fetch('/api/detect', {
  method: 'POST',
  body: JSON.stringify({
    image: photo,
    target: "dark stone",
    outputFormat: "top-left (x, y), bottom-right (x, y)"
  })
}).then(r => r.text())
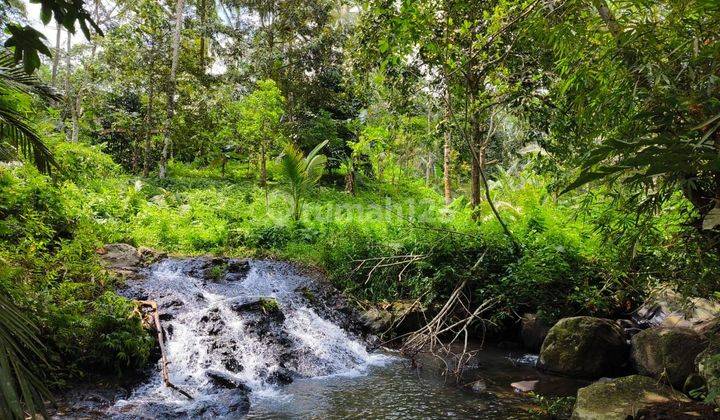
top-left (520, 313), bottom-right (550, 352)
top-left (223, 358), bottom-right (243, 373)
top-left (631, 327), bottom-right (707, 388)
top-left (539, 316), bottom-right (628, 379)
top-left (206, 370), bottom-right (250, 392)
top-left (226, 260), bottom-right (251, 281)
top-left (267, 368), bottom-right (294, 385)
top-left (200, 308), bottom-right (225, 336)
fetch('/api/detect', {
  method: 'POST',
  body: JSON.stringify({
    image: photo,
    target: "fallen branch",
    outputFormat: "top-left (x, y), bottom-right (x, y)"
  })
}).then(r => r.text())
top-left (387, 278), bottom-right (497, 378)
top-left (134, 300), bottom-right (193, 399)
top-left (351, 254), bottom-right (427, 285)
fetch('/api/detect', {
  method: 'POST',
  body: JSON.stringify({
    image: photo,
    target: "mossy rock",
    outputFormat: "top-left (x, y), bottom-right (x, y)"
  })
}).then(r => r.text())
top-left (571, 375), bottom-right (690, 420)
top-left (631, 327), bottom-right (706, 388)
top-left (539, 316), bottom-right (628, 379)
top-left (258, 297), bottom-right (280, 314)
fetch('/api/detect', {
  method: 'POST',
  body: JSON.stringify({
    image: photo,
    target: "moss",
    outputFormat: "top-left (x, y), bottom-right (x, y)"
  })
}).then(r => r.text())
top-left (300, 287), bottom-right (317, 304)
top-left (572, 375), bottom-right (689, 420)
top-left (539, 316), bottom-right (627, 379)
top-left (208, 263), bottom-right (228, 281)
top-left (259, 297), bottom-right (280, 314)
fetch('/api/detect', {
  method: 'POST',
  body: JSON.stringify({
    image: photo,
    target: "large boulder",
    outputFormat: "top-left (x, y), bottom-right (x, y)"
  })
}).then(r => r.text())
top-left (359, 307), bottom-right (392, 333)
top-left (520, 313), bottom-right (551, 352)
top-left (571, 375), bottom-right (690, 420)
top-left (98, 243), bottom-right (142, 270)
top-left (539, 316), bottom-right (628, 379)
top-left (357, 300), bottom-right (428, 335)
top-left (630, 327), bottom-right (706, 388)
top-left (97, 243), bottom-right (165, 278)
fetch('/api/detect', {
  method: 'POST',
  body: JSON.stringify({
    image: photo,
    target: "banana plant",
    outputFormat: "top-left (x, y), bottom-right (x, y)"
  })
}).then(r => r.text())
top-left (279, 140), bottom-right (328, 221)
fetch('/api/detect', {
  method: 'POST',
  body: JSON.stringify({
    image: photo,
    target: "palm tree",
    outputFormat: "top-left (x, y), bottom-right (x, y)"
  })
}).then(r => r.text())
top-left (0, 50), bottom-right (58, 174)
top-left (279, 140), bottom-right (328, 221)
top-left (0, 49), bottom-right (56, 418)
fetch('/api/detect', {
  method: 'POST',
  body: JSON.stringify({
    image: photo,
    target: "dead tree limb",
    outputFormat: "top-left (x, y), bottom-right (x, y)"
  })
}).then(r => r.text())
top-left (387, 278), bottom-right (497, 378)
top-left (134, 300), bottom-right (193, 400)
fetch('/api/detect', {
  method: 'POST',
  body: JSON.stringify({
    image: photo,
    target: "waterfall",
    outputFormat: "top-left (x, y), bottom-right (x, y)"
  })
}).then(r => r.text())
top-left (109, 259), bottom-right (391, 418)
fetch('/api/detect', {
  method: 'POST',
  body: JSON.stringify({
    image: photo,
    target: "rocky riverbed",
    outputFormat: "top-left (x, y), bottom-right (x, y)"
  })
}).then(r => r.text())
top-left (50, 244), bottom-right (720, 419)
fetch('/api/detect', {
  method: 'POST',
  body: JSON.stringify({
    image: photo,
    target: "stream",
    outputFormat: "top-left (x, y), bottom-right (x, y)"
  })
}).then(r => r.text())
top-left (53, 258), bottom-right (586, 419)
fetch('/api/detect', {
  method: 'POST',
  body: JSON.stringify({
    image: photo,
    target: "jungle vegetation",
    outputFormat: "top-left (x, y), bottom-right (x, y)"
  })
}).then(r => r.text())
top-left (0, 0), bottom-right (719, 417)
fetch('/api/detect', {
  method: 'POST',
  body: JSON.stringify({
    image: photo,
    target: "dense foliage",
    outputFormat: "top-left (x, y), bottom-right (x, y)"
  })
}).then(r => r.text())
top-left (0, 0), bottom-right (719, 416)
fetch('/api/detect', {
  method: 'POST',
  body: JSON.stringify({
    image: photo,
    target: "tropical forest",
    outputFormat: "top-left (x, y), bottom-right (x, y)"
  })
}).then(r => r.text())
top-left (1, 0), bottom-right (720, 418)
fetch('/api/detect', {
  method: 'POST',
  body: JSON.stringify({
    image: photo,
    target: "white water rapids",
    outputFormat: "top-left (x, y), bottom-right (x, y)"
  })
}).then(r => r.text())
top-left (109, 259), bottom-right (392, 418)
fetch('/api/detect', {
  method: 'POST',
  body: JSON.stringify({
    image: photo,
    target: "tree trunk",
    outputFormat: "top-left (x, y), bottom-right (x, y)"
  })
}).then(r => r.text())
top-left (143, 82), bottom-right (156, 177)
top-left (159, 0), bottom-right (185, 179)
top-left (71, 94), bottom-right (80, 142)
top-left (91, 0), bottom-right (100, 58)
top-left (443, 133), bottom-right (452, 204)
top-left (345, 170), bottom-right (355, 195)
top-left (260, 144), bottom-right (267, 188)
top-left (65, 33), bottom-right (77, 142)
top-left (468, 88), bottom-right (482, 208)
top-left (470, 154), bottom-right (481, 208)
top-left (425, 153), bottom-right (434, 186)
top-left (199, 0), bottom-right (206, 72)
top-left (132, 136), bottom-right (140, 173)
top-left (51, 26), bottom-right (61, 87)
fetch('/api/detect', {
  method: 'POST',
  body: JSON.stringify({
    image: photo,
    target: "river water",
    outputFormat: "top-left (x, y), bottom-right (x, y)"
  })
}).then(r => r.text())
top-left (53, 258), bottom-right (585, 419)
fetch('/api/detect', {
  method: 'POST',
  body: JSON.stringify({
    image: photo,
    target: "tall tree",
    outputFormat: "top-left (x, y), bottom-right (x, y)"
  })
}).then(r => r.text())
top-left (159, 0), bottom-right (186, 179)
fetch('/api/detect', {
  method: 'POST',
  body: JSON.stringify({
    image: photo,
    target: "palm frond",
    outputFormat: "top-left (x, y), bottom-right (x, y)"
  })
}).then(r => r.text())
top-left (0, 293), bottom-right (52, 420)
top-left (279, 141), bottom-right (328, 220)
top-left (0, 48), bottom-right (58, 174)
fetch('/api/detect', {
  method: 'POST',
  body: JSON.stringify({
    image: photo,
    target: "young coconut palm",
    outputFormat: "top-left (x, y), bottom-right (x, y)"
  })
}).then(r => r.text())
top-left (279, 140), bottom-right (328, 221)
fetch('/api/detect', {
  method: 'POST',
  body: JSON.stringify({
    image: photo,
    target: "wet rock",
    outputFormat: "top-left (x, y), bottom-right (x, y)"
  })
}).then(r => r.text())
top-left (232, 297), bottom-right (283, 318)
top-left (463, 379), bottom-right (489, 393)
top-left (617, 318), bottom-right (642, 337)
top-left (520, 313), bottom-right (550, 352)
top-left (223, 358), bottom-right (243, 373)
top-left (268, 368), bottom-right (294, 385)
top-left (630, 327), bottom-right (706, 388)
top-left (634, 287), bottom-right (720, 331)
top-left (200, 308), bottom-right (225, 335)
top-left (97, 243), bottom-right (142, 275)
top-left (138, 246), bottom-right (166, 265)
top-left (571, 375), bottom-right (690, 420)
top-left (511, 380), bottom-right (538, 393)
top-left (226, 260), bottom-right (251, 281)
top-left (539, 316), bottom-right (628, 379)
top-left (206, 369), bottom-right (250, 392)
top-left (160, 299), bottom-right (184, 310)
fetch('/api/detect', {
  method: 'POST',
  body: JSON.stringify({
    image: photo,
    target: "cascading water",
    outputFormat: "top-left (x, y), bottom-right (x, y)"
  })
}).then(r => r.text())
top-left (109, 258), bottom-right (392, 418)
